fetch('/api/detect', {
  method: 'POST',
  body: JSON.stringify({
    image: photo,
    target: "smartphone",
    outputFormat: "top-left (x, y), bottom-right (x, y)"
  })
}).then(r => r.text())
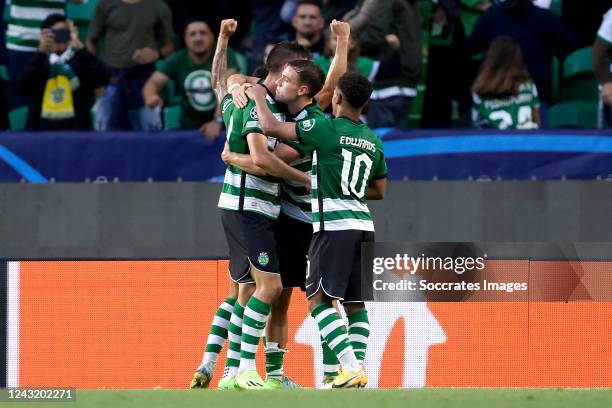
top-left (52, 28), bottom-right (71, 44)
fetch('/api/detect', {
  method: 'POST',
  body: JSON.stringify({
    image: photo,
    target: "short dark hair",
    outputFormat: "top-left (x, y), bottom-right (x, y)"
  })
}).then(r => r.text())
top-left (337, 73), bottom-right (373, 109)
top-left (183, 19), bottom-right (211, 36)
top-left (41, 13), bottom-right (67, 30)
top-left (266, 41), bottom-right (311, 74)
top-left (287, 59), bottom-right (325, 97)
top-left (297, 0), bottom-right (322, 9)
top-left (252, 65), bottom-right (269, 79)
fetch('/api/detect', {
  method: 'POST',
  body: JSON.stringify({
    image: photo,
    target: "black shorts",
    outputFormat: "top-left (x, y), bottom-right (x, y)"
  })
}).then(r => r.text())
top-left (221, 210), bottom-right (279, 284)
top-left (305, 229), bottom-right (375, 303)
top-left (276, 212), bottom-right (312, 290)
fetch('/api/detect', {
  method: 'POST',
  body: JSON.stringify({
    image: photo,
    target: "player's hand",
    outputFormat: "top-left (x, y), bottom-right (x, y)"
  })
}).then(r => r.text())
top-left (245, 84), bottom-right (267, 101)
top-left (200, 120), bottom-right (222, 141)
top-left (221, 141), bottom-right (232, 164)
top-left (132, 47), bottom-right (160, 65)
top-left (385, 34), bottom-right (400, 49)
top-left (330, 19), bottom-right (350, 39)
top-left (38, 29), bottom-right (54, 53)
top-left (602, 82), bottom-right (612, 105)
top-left (144, 93), bottom-right (163, 108)
top-left (232, 83), bottom-right (252, 108)
top-left (219, 19), bottom-right (238, 38)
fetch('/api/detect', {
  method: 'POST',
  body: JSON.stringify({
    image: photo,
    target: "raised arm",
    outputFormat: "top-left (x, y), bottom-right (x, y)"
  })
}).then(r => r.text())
top-left (315, 20), bottom-right (350, 110)
top-left (212, 19), bottom-right (237, 101)
top-left (246, 85), bottom-right (299, 141)
top-left (247, 133), bottom-right (310, 186)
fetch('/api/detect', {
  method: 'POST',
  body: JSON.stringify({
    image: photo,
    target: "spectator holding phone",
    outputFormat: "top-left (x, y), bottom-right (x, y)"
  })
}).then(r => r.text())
top-left (19, 14), bottom-right (110, 130)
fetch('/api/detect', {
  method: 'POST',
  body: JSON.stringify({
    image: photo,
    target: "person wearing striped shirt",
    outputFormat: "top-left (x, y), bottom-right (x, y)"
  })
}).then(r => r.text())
top-left (246, 71), bottom-right (387, 389)
top-left (220, 21), bottom-right (350, 389)
top-left (216, 40), bottom-right (313, 391)
top-left (5, 0), bottom-right (81, 108)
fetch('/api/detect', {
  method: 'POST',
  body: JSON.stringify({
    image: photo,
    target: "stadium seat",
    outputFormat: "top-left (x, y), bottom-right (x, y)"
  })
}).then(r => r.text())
top-left (0, 65), bottom-right (8, 82)
top-left (67, 0), bottom-right (98, 21)
top-left (549, 0), bottom-right (562, 17)
top-left (548, 101), bottom-right (597, 129)
top-left (164, 105), bottom-right (181, 130)
top-left (9, 106), bottom-right (28, 130)
top-left (561, 46), bottom-right (599, 103)
top-left (551, 56), bottom-right (560, 103)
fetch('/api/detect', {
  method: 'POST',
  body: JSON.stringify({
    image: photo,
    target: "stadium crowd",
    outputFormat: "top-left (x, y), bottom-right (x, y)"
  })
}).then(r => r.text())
top-left (0, 0), bottom-right (610, 132)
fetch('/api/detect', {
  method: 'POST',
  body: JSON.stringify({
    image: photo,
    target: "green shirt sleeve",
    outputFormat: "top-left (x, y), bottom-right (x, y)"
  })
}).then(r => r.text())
top-left (241, 101), bottom-right (264, 137)
top-left (295, 116), bottom-right (328, 150)
top-left (157, 51), bottom-right (179, 79)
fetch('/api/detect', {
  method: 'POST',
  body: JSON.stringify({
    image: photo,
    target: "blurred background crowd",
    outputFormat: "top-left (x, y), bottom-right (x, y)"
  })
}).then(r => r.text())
top-left (0, 0), bottom-right (610, 136)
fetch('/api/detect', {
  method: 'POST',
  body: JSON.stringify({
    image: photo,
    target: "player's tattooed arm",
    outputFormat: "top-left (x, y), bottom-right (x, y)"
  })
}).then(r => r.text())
top-left (221, 142), bottom-right (268, 176)
top-left (212, 19), bottom-right (237, 102)
top-left (246, 85), bottom-right (299, 141)
top-left (366, 177), bottom-right (387, 200)
top-left (315, 20), bottom-right (350, 110)
top-left (247, 133), bottom-right (310, 187)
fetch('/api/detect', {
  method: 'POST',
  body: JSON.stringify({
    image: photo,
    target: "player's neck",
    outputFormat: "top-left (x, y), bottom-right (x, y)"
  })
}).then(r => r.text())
top-left (287, 97), bottom-right (312, 116)
top-left (263, 75), bottom-right (279, 94)
top-left (335, 107), bottom-right (361, 123)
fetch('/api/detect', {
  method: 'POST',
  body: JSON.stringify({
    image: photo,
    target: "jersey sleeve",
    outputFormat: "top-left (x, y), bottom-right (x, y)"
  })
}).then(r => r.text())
top-left (156, 52), bottom-right (178, 79)
top-left (241, 101), bottom-right (264, 137)
top-left (295, 117), bottom-right (328, 150)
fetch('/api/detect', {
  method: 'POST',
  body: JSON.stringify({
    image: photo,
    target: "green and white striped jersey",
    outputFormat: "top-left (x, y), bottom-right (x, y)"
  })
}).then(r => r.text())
top-left (472, 81), bottom-right (540, 130)
top-left (217, 90), bottom-right (287, 219)
top-left (6, 0), bottom-right (66, 52)
top-left (296, 116), bottom-right (387, 232)
top-left (279, 102), bottom-right (326, 224)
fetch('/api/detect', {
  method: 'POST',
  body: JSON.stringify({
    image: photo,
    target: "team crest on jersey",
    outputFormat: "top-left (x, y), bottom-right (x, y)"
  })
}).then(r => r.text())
top-left (301, 119), bottom-right (315, 131)
top-left (258, 252), bottom-right (270, 266)
top-left (250, 107), bottom-right (258, 120)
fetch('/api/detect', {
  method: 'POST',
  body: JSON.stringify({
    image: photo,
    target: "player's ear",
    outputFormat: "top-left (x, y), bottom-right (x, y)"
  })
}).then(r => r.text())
top-left (298, 84), bottom-right (309, 97)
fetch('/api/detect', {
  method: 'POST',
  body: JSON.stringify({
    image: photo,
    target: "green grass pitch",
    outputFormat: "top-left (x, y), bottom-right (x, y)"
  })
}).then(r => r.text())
top-left (16, 389), bottom-right (612, 408)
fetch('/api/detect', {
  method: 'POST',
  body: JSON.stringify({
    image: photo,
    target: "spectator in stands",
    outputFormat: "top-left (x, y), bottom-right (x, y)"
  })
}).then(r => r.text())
top-left (594, 6), bottom-right (612, 128)
top-left (352, 0), bottom-right (421, 128)
top-left (292, 0), bottom-right (326, 58)
top-left (314, 32), bottom-right (378, 80)
top-left (472, 36), bottom-right (540, 129)
top-left (467, 0), bottom-right (578, 126)
top-left (86, 0), bottom-right (174, 131)
top-left (421, 0), bottom-right (491, 129)
top-left (18, 14), bottom-right (109, 131)
top-left (142, 20), bottom-right (240, 139)
top-left (5, 0), bottom-right (82, 110)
